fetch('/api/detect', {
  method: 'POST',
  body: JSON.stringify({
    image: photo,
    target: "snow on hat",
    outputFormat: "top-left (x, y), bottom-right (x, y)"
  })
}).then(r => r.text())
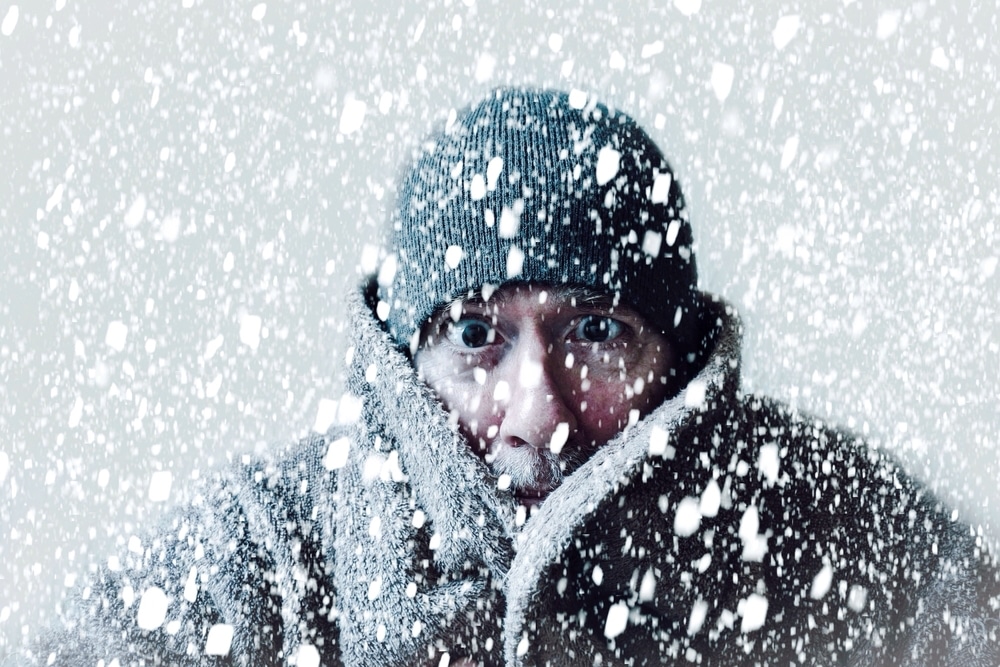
top-left (377, 87), bottom-right (700, 352)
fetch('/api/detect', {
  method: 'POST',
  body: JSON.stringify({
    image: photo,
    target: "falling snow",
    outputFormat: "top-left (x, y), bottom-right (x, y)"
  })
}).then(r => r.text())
top-left (738, 593), bottom-right (769, 633)
top-left (338, 97), bottom-right (368, 135)
top-left (603, 601), bottom-right (630, 639)
top-left (710, 62), bottom-right (735, 102)
top-left (1, 6), bottom-right (19, 36)
top-left (322, 437), bottom-right (351, 471)
top-left (135, 587), bottom-right (168, 631)
top-left (595, 146), bottom-right (621, 186)
top-left (204, 623), bottom-right (234, 656)
top-left (146, 470), bottom-right (172, 503)
top-left (2, 0), bottom-right (998, 664)
top-left (673, 496), bottom-right (702, 537)
top-left (772, 15), bottom-right (800, 50)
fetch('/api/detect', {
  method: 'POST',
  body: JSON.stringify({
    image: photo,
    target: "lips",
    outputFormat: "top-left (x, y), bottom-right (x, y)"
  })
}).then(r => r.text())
top-left (512, 483), bottom-right (555, 507)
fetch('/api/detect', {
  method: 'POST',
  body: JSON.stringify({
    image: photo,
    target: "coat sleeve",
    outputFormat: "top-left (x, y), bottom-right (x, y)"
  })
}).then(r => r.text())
top-left (11, 433), bottom-right (339, 667)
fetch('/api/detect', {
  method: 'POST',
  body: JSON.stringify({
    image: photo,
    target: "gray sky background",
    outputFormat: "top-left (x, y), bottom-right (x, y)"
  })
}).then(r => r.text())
top-left (2, 0), bottom-right (997, 653)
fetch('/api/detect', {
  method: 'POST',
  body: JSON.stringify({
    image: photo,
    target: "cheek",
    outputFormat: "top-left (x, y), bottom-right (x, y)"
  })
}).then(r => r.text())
top-left (569, 351), bottom-right (671, 438)
top-left (432, 376), bottom-right (482, 414)
top-left (556, 362), bottom-right (627, 438)
top-left (577, 378), bottom-right (631, 421)
top-left (416, 350), bottom-right (509, 450)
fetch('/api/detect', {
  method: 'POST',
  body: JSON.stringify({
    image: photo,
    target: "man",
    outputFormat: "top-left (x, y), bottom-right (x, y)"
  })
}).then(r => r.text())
top-left (18, 88), bottom-right (1000, 666)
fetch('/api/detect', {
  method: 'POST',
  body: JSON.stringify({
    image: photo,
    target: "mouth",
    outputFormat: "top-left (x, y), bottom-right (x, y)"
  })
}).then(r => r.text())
top-left (511, 484), bottom-right (558, 509)
top-left (512, 484), bottom-right (554, 508)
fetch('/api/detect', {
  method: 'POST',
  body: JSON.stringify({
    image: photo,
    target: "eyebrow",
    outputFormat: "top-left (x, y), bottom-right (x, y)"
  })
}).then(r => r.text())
top-left (559, 286), bottom-right (618, 308)
top-left (443, 284), bottom-right (617, 313)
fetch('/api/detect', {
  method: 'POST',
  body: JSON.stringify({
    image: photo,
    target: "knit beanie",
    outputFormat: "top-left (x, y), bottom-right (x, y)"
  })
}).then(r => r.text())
top-left (377, 87), bottom-right (700, 352)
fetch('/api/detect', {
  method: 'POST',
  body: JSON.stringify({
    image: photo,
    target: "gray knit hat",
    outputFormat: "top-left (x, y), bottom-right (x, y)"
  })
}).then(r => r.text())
top-left (377, 87), bottom-right (700, 351)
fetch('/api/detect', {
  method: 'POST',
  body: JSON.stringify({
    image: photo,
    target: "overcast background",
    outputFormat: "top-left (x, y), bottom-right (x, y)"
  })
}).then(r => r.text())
top-left (2, 0), bottom-right (997, 654)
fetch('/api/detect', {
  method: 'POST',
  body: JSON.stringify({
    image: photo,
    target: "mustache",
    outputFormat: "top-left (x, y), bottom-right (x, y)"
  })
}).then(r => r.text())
top-left (486, 441), bottom-right (594, 496)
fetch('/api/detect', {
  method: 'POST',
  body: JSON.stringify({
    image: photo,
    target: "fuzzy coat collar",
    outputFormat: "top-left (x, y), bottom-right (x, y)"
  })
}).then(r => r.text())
top-left (332, 281), bottom-right (742, 666)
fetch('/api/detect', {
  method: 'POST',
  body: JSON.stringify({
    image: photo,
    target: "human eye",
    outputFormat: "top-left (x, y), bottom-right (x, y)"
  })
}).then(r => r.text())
top-left (446, 318), bottom-right (497, 349)
top-left (573, 315), bottom-right (625, 344)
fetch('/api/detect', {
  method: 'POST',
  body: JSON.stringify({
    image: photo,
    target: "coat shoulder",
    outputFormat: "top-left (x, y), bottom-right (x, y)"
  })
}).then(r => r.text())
top-left (17, 431), bottom-right (342, 667)
top-left (741, 395), bottom-right (1000, 664)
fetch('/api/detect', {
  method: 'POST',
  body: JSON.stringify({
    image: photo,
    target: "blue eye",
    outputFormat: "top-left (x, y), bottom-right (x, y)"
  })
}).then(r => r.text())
top-left (448, 319), bottom-right (495, 348)
top-left (575, 316), bottom-right (624, 343)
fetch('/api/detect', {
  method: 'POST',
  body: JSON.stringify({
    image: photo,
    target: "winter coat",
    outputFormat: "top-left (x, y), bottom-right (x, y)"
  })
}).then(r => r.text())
top-left (15, 281), bottom-right (1000, 666)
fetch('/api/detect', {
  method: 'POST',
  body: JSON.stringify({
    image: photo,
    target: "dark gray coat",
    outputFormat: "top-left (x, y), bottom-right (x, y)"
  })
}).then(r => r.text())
top-left (15, 285), bottom-right (1000, 666)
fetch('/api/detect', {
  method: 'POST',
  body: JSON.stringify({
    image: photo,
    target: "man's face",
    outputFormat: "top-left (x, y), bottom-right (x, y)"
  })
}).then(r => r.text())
top-left (414, 283), bottom-right (675, 509)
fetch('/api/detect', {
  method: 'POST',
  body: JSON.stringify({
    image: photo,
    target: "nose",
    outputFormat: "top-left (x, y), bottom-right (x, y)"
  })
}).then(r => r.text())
top-left (496, 333), bottom-right (579, 452)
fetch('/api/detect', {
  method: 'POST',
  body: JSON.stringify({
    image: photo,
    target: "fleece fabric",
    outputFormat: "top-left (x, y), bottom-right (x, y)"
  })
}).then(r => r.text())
top-left (13, 282), bottom-right (1000, 666)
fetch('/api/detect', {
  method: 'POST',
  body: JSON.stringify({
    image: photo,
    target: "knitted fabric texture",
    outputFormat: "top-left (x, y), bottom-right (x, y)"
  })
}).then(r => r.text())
top-left (379, 87), bottom-right (699, 350)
